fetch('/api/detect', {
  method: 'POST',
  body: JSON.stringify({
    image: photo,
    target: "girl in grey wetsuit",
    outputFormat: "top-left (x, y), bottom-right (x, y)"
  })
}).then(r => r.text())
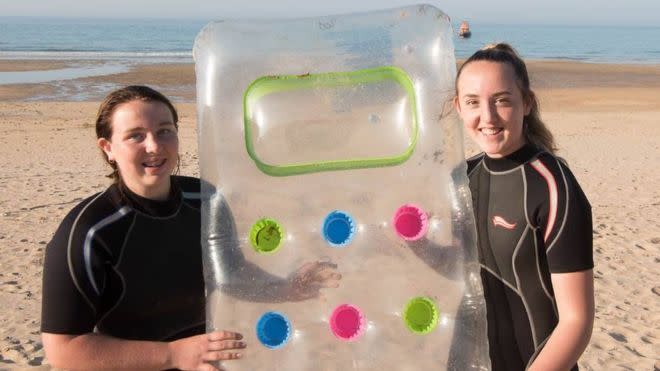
top-left (454, 44), bottom-right (594, 371)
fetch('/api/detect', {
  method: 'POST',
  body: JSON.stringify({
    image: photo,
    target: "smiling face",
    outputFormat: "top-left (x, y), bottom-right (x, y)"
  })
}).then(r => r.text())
top-left (455, 60), bottom-right (531, 158)
top-left (98, 100), bottom-right (179, 200)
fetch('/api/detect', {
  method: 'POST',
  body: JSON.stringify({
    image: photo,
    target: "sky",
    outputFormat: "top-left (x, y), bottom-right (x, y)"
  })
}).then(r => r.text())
top-left (1, 0), bottom-right (659, 26)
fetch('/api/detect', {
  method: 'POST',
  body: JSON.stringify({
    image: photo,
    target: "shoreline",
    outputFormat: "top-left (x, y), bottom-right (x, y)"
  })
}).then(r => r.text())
top-left (2, 59), bottom-right (660, 102)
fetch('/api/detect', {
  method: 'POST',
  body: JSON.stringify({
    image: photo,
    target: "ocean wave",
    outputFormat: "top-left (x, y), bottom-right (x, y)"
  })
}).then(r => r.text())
top-left (535, 55), bottom-right (588, 61)
top-left (0, 50), bottom-right (193, 61)
top-left (0, 63), bottom-right (132, 85)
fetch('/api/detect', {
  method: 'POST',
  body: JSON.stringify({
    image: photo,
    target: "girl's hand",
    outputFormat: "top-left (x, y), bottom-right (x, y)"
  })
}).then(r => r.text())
top-left (286, 261), bottom-right (342, 301)
top-left (168, 330), bottom-right (246, 371)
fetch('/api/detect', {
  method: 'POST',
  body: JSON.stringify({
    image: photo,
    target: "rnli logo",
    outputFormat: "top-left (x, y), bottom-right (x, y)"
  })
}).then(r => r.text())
top-left (492, 215), bottom-right (517, 230)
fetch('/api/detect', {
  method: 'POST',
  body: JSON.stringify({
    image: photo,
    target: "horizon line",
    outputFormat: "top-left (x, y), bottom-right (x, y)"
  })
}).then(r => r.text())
top-left (0, 15), bottom-right (659, 28)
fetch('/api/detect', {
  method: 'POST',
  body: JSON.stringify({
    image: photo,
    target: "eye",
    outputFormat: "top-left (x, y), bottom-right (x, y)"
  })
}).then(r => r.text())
top-left (158, 128), bottom-right (177, 138)
top-left (495, 97), bottom-right (511, 105)
top-left (127, 132), bottom-right (145, 142)
top-left (464, 99), bottom-right (478, 107)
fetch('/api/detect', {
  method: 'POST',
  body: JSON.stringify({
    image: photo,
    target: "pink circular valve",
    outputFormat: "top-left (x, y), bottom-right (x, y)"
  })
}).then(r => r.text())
top-left (393, 204), bottom-right (429, 241)
top-left (329, 304), bottom-right (365, 341)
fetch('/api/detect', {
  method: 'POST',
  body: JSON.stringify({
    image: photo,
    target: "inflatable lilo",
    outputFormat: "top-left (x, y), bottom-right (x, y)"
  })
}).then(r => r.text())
top-left (193, 4), bottom-right (490, 370)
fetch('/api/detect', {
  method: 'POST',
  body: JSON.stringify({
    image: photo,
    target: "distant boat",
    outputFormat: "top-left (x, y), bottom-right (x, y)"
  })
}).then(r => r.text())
top-left (459, 21), bottom-right (471, 38)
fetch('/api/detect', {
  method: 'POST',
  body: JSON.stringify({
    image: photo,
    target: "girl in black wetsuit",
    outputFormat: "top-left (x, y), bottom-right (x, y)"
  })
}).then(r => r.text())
top-left (40, 86), bottom-right (246, 370)
top-left (40, 86), bottom-right (340, 371)
top-left (454, 44), bottom-right (594, 370)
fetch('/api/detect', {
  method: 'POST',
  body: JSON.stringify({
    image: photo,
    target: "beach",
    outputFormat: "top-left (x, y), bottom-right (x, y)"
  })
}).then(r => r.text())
top-left (0, 60), bottom-right (658, 370)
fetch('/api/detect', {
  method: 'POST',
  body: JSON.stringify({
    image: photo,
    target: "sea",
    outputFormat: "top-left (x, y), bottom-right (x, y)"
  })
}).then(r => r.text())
top-left (1, 16), bottom-right (659, 98)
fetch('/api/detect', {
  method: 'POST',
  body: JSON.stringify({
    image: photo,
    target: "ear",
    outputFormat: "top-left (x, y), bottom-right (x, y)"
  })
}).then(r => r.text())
top-left (453, 96), bottom-right (462, 114)
top-left (97, 137), bottom-right (114, 162)
top-left (523, 95), bottom-right (533, 116)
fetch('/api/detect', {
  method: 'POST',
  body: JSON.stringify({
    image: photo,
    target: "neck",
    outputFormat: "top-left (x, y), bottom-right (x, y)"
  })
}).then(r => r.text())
top-left (484, 141), bottom-right (527, 159)
top-left (121, 178), bottom-right (171, 201)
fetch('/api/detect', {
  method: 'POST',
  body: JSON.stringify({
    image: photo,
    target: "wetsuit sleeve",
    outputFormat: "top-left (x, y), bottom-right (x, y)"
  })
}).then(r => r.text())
top-left (41, 201), bottom-right (101, 335)
top-left (535, 157), bottom-right (594, 273)
top-left (194, 176), bottom-right (246, 268)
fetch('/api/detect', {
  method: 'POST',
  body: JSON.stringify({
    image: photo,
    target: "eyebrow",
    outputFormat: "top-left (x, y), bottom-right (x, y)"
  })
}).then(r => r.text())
top-left (461, 91), bottom-right (512, 99)
top-left (122, 122), bottom-right (175, 134)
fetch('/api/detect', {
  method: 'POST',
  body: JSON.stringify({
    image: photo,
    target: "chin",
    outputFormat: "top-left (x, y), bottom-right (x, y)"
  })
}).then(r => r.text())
top-left (141, 175), bottom-right (170, 188)
top-left (479, 143), bottom-right (504, 157)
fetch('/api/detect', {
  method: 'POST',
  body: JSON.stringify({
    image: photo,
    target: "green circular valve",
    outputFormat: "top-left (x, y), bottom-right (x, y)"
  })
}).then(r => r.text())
top-left (250, 218), bottom-right (284, 254)
top-left (403, 297), bottom-right (439, 334)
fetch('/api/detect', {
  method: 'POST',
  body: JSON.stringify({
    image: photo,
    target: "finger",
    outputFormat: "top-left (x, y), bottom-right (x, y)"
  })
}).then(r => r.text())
top-left (203, 351), bottom-right (243, 362)
top-left (307, 274), bottom-right (341, 289)
top-left (295, 262), bottom-right (317, 276)
top-left (317, 279), bottom-right (340, 288)
top-left (307, 265), bottom-right (341, 279)
top-left (292, 285), bottom-right (320, 300)
top-left (311, 261), bottom-right (338, 270)
top-left (198, 364), bottom-right (220, 371)
top-left (208, 340), bottom-right (247, 351)
top-left (311, 268), bottom-right (342, 282)
top-left (298, 261), bottom-right (338, 277)
top-left (208, 331), bottom-right (243, 341)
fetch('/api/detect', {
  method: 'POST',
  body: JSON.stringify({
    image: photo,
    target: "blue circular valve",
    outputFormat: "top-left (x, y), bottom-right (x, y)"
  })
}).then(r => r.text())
top-left (256, 311), bottom-right (291, 349)
top-left (322, 210), bottom-right (356, 247)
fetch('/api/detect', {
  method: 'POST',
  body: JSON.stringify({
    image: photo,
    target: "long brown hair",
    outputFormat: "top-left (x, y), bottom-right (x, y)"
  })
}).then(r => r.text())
top-left (95, 85), bottom-right (180, 183)
top-left (456, 43), bottom-right (557, 154)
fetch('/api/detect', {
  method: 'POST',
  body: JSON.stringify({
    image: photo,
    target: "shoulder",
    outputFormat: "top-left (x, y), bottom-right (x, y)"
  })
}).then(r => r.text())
top-left (45, 187), bottom-right (134, 307)
top-left (49, 186), bottom-right (134, 254)
top-left (524, 152), bottom-right (591, 234)
top-left (527, 152), bottom-right (587, 198)
top-left (57, 189), bottom-right (123, 235)
top-left (532, 155), bottom-right (593, 270)
top-left (526, 151), bottom-right (559, 176)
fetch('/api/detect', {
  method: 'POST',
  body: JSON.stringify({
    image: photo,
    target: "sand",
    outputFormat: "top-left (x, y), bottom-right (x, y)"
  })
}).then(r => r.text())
top-left (0, 60), bottom-right (658, 370)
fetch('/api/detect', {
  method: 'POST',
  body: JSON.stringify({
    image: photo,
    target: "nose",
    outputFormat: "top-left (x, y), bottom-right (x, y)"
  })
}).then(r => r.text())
top-left (144, 133), bottom-right (161, 153)
top-left (480, 102), bottom-right (498, 124)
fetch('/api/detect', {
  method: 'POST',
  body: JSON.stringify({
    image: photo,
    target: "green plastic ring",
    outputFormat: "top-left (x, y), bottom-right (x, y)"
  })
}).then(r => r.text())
top-left (250, 218), bottom-right (284, 254)
top-left (403, 296), bottom-right (439, 334)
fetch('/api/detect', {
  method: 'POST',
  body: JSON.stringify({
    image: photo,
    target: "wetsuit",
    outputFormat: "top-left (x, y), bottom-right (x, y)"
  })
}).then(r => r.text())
top-left (467, 145), bottom-right (593, 371)
top-left (41, 176), bottom-right (205, 341)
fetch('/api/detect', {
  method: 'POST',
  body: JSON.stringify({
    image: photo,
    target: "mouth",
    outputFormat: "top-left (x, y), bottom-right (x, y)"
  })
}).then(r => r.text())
top-left (479, 127), bottom-right (503, 136)
top-left (142, 158), bottom-right (167, 168)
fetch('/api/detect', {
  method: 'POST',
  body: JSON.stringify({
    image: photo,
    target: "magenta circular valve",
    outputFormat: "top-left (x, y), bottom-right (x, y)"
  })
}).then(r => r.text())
top-left (329, 304), bottom-right (365, 341)
top-left (393, 204), bottom-right (429, 241)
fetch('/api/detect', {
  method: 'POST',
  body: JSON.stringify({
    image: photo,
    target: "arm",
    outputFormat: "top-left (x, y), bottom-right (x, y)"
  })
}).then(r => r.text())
top-left (222, 260), bottom-right (342, 302)
top-left (407, 238), bottom-right (463, 280)
top-left (408, 164), bottom-right (481, 281)
top-left (528, 270), bottom-right (594, 371)
top-left (42, 330), bottom-right (245, 371)
top-left (206, 194), bottom-right (341, 303)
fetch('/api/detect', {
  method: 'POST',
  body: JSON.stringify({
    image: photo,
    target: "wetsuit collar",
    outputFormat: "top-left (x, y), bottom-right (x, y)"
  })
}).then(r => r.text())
top-left (483, 144), bottom-right (540, 172)
top-left (118, 177), bottom-right (182, 217)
